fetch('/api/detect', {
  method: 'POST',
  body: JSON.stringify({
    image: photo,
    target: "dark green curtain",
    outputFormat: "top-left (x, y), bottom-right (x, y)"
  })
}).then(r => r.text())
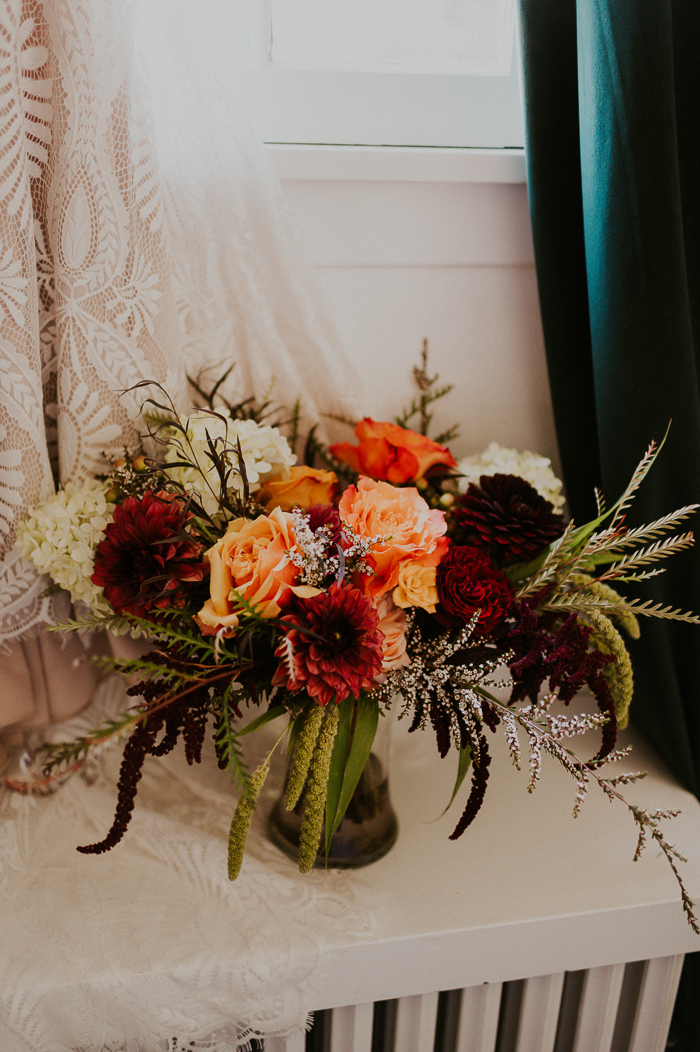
top-left (519, 1), bottom-right (700, 1047)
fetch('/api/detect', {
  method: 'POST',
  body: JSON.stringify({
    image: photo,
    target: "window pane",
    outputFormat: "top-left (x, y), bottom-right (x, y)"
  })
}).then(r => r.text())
top-left (269, 0), bottom-right (515, 76)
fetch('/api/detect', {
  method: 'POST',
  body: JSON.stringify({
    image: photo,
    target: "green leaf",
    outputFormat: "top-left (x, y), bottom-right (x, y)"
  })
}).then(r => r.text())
top-left (235, 704), bottom-right (287, 739)
top-left (324, 693), bottom-right (379, 851)
top-left (438, 745), bottom-right (472, 819)
top-left (324, 695), bottom-right (355, 852)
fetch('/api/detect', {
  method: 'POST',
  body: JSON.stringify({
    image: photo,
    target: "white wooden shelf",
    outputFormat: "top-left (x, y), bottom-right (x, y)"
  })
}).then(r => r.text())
top-left (300, 710), bottom-right (700, 1012)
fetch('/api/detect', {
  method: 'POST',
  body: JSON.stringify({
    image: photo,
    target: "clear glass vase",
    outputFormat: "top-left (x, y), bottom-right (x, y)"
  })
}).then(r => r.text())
top-left (268, 706), bottom-right (398, 869)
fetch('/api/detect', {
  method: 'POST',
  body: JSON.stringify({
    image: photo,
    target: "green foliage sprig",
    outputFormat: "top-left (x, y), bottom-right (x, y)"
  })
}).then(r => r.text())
top-left (395, 339), bottom-right (459, 445)
top-left (509, 438), bottom-right (700, 628)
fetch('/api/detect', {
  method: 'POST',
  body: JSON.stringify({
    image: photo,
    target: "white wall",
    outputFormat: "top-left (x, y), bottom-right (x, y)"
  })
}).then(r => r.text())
top-left (277, 174), bottom-right (561, 472)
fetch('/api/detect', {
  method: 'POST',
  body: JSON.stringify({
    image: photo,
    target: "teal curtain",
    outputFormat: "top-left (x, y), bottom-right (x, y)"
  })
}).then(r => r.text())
top-left (519, 1), bottom-right (700, 1046)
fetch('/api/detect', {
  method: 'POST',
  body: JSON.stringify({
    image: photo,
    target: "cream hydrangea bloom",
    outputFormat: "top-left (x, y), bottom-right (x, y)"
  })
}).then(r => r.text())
top-left (457, 442), bottom-right (565, 509)
top-left (163, 410), bottom-right (296, 518)
top-left (15, 479), bottom-right (115, 615)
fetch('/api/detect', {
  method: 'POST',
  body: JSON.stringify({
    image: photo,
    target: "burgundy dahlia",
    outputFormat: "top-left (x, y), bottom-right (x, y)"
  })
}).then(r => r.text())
top-left (436, 545), bottom-right (514, 635)
top-left (454, 474), bottom-right (565, 564)
top-left (306, 503), bottom-right (343, 544)
top-left (92, 491), bottom-right (206, 618)
top-left (272, 582), bottom-right (384, 706)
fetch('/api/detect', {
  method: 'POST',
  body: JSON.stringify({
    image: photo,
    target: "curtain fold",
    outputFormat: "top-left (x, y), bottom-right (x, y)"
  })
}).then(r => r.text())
top-left (519, 1), bottom-right (700, 1046)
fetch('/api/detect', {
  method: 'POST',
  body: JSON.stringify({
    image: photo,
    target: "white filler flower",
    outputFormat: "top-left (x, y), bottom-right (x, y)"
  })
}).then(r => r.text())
top-left (163, 410), bottom-right (295, 517)
top-left (457, 442), bottom-right (565, 508)
top-left (15, 479), bottom-right (115, 614)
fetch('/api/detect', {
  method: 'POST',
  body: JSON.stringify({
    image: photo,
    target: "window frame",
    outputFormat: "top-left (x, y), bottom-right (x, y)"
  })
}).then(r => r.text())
top-left (242, 1), bottom-right (525, 150)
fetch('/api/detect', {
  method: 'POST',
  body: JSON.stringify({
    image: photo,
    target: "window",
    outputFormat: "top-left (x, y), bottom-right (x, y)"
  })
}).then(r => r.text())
top-left (238, 0), bottom-right (524, 149)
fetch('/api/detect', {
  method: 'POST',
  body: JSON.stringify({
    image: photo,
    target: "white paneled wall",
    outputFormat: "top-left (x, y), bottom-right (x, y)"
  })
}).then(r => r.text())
top-left (278, 176), bottom-right (560, 472)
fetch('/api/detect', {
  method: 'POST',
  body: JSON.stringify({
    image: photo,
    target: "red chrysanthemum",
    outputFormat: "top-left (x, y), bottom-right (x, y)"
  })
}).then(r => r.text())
top-left (436, 545), bottom-right (514, 635)
top-left (454, 473), bottom-right (565, 564)
top-left (92, 491), bottom-right (206, 618)
top-left (272, 583), bottom-right (384, 706)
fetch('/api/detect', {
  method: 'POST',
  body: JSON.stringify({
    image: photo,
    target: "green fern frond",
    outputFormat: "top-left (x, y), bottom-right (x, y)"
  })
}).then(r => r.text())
top-left (597, 533), bottom-right (695, 579)
top-left (540, 594), bottom-right (700, 624)
top-left (604, 506), bottom-right (699, 549)
top-left (47, 612), bottom-right (136, 635)
top-left (569, 575), bottom-right (640, 639)
top-left (37, 707), bottom-right (147, 774)
top-left (213, 686), bottom-right (250, 791)
top-left (610, 431), bottom-right (669, 527)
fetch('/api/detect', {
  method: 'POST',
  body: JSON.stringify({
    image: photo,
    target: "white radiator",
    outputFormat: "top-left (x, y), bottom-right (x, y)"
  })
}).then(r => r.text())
top-left (265, 954), bottom-right (683, 1052)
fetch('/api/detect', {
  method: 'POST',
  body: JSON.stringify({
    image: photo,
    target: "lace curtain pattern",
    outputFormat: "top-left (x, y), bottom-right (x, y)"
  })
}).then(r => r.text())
top-left (0, 0), bottom-right (361, 679)
top-left (0, 0), bottom-right (187, 643)
top-left (0, 0), bottom-right (369, 1046)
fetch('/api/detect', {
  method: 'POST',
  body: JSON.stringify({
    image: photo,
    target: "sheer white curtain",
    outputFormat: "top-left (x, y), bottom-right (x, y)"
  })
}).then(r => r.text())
top-left (0, 0), bottom-right (362, 762)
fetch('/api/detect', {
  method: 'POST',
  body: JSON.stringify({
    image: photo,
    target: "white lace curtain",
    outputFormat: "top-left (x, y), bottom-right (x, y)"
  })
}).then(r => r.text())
top-left (0, 0), bottom-right (361, 756)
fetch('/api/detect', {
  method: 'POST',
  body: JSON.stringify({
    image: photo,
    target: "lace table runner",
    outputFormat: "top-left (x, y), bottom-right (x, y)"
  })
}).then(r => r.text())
top-left (0, 681), bottom-right (375, 1052)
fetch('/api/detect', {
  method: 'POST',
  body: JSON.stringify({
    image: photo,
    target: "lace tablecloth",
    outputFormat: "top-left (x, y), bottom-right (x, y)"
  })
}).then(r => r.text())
top-left (0, 681), bottom-right (375, 1052)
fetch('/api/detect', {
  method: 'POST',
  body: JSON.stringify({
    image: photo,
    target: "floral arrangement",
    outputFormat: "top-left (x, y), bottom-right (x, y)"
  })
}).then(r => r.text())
top-left (13, 362), bottom-right (700, 931)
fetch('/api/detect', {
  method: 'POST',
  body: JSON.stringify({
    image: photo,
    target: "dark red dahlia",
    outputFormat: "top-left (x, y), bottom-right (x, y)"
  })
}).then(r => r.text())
top-left (436, 545), bottom-right (514, 635)
top-left (454, 474), bottom-right (565, 564)
top-left (306, 503), bottom-right (342, 544)
top-left (272, 583), bottom-right (384, 706)
top-left (92, 491), bottom-right (206, 618)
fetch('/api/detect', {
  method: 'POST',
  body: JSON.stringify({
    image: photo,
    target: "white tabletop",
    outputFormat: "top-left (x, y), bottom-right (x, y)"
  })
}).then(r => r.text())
top-left (307, 701), bottom-right (700, 1009)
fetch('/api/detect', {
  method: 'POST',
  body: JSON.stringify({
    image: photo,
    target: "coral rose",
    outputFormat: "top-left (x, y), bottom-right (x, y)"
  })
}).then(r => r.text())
top-left (436, 545), bottom-right (514, 636)
top-left (331, 418), bottom-right (456, 484)
top-left (263, 465), bottom-right (337, 512)
top-left (339, 477), bottom-right (449, 598)
top-left (195, 507), bottom-right (318, 634)
top-left (373, 594), bottom-right (410, 671)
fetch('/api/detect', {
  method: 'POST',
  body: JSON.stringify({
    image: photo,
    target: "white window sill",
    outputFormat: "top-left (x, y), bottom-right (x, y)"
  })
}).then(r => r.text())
top-left (265, 144), bottom-right (526, 184)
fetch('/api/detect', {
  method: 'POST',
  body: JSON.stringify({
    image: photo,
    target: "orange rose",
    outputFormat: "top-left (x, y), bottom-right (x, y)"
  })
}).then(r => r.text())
top-left (339, 477), bottom-right (449, 598)
top-left (393, 563), bottom-right (438, 614)
top-left (263, 465), bottom-right (337, 512)
top-left (373, 594), bottom-right (410, 671)
top-left (195, 507), bottom-right (318, 634)
top-left (330, 418), bottom-right (456, 484)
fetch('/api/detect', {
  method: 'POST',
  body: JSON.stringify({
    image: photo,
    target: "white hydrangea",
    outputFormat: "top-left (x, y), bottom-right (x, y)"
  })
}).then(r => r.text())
top-left (163, 410), bottom-right (296, 517)
top-left (15, 479), bottom-right (116, 615)
top-left (456, 442), bottom-right (566, 508)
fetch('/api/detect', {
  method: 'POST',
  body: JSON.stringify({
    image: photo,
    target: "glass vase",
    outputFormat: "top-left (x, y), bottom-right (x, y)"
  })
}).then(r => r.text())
top-left (268, 706), bottom-right (398, 869)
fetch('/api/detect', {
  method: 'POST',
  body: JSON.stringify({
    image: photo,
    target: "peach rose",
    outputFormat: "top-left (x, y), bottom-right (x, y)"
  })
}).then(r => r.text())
top-left (339, 476), bottom-right (449, 598)
top-left (195, 507), bottom-right (316, 634)
top-left (393, 563), bottom-right (438, 614)
top-left (330, 418), bottom-right (456, 484)
top-left (263, 465), bottom-right (337, 512)
top-left (373, 594), bottom-right (410, 671)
